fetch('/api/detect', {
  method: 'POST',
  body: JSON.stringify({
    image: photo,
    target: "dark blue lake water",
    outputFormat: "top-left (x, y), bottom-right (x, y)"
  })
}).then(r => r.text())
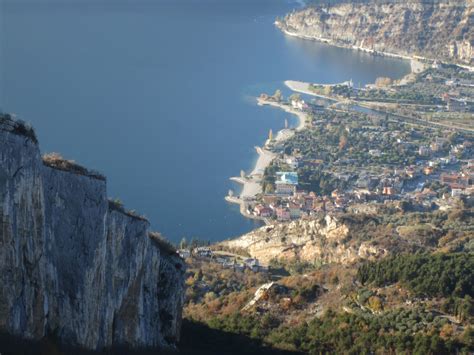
top-left (0, 0), bottom-right (410, 243)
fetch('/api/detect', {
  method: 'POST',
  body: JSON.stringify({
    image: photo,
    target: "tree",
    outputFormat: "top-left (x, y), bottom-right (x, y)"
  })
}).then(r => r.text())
top-left (462, 326), bottom-right (474, 348)
top-left (339, 134), bottom-right (348, 151)
top-left (179, 237), bottom-right (188, 249)
top-left (264, 183), bottom-right (274, 194)
top-left (289, 93), bottom-right (301, 102)
top-left (273, 89), bottom-right (283, 102)
top-left (448, 132), bottom-right (458, 144)
top-left (375, 77), bottom-right (393, 87)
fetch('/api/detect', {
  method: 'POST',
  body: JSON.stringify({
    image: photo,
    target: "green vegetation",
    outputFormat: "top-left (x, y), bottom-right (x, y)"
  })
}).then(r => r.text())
top-left (283, 110), bottom-right (431, 167)
top-left (184, 208), bottom-right (474, 354)
top-left (298, 166), bottom-right (348, 196)
top-left (200, 308), bottom-right (472, 354)
top-left (181, 64), bottom-right (474, 354)
top-left (358, 253), bottom-right (474, 298)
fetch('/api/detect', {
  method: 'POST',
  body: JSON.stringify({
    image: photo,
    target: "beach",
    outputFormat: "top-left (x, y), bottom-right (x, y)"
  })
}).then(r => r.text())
top-left (225, 96), bottom-right (310, 217)
top-left (230, 146), bottom-right (276, 198)
top-left (256, 97), bottom-right (308, 131)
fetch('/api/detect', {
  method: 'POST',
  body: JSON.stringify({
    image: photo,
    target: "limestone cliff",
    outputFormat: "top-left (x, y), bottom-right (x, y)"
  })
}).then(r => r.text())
top-left (277, 1), bottom-right (474, 66)
top-left (222, 215), bottom-right (388, 265)
top-left (0, 115), bottom-right (185, 351)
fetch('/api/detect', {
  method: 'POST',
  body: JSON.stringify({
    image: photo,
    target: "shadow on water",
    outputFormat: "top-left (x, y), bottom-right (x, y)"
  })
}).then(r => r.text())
top-left (0, 320), bottom-right (298, 355)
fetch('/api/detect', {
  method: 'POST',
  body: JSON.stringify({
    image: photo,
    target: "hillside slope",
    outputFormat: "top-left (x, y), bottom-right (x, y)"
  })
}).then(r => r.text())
top-left (277, 1), bottom-right (473, 66)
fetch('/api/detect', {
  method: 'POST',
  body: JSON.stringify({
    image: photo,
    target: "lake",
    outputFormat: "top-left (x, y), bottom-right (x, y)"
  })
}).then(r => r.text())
top-left (0, 0), bottom-right (410, 243)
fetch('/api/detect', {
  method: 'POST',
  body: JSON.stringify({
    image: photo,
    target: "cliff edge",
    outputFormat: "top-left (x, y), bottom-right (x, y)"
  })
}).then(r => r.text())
top-left (0, 114), bottom-right (185, 351)
top-left (277, 1), bottom-right (473, 66)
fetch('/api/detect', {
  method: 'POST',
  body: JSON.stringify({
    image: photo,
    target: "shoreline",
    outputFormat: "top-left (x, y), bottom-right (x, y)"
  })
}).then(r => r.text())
top-left (256, 98), bottom-right (307, 132)
top-left (285, 81), bottom-right (474, 134)
top-left (225, 97), bottom-right (309, 220)
top-left (279, 27), bottom-right (474, 72)
top-left (284, 80), bottom-right (337, 101)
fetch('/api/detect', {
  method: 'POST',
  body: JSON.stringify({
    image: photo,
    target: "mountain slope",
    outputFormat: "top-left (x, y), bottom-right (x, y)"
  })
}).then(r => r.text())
top-left (277, 1), bottom-right (473, 66)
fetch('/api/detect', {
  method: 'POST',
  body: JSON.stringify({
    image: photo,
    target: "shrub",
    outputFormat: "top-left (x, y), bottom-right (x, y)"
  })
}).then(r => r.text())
top-left (108, 199), bottom-right (148, 222)
top-left (0, 113), bottom-right (38, 144)
top-left (149, 231), bottom-right (177, 256)
top-left (43, 152), bottom-right (106, 181)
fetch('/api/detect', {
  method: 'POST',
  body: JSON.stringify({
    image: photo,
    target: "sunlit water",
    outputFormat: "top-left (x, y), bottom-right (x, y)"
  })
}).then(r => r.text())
top-left (0, 0), bottom-right (410, 242)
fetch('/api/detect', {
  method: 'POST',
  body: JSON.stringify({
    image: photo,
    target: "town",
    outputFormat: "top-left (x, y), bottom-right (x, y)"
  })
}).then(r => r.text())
top-left (229, 61), bottom-right (474, 225)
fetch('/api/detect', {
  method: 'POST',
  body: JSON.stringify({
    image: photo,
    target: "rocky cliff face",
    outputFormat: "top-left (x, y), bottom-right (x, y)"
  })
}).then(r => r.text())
top-left (277, 1), bottom-right (473, 66)
top-left (0, 115), bottom-right (185, 350)
top-left (222, 215), bottom-right (388, 265)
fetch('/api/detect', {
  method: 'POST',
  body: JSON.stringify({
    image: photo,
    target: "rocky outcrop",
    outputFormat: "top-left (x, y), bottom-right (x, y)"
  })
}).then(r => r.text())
top-left (0, 115), bottom-right (185, 350)
top-left (222, 215), bottom-right (387, 265)
top-left (277, 1), bottom-right (474, 66)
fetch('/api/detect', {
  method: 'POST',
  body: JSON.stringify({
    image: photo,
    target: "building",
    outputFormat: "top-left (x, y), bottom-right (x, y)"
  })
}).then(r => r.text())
top-left (312, 199), bottom-right (326, 212)
top-left (276, 172), bottom-right (299, 185)
top-left (331, 189), bottom-right (343, 199)
top-left (423, 166), bottom-right (435, 175)
top-left (288, 202), bottom-right (302, 219)
top-left (177, 249), bottom-right (191, 259)
top-left (275, 171), bottom-right (298, 195)
top-left (418, 145), bottom-right (431, 157)
top-left (276, 207), bottom-right (291, 221)
top-left (253, 204), bottom-right (273, 217)
top-left (285, 156), bottom-right (300, 169)
top-left (430, 138), bottom-right (448, 152)
top-left (447, 98), bottom-right (468, 112)
top-left (194, 247), bottom-right (212, 258)
top-left (369, 149), bottom-right (382, 157)
top-left (262, 195), bottom-right (280, 206)
top-left (243, 258), bottom-right (261, 272)
top-left (303, 196), bottom-right (315, 210)
top-left (291, 99), bottom-right (306, 111)
top-left (441, 173), bottom-right (470, 188)
top-left (405, 167), bottom-right (417, 178)
top-left (276, 183), bottom-right (297, 195)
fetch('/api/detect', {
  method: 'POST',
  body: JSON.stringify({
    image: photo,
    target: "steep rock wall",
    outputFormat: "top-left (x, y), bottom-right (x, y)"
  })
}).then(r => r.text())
top-left (277, 1), bottom-right (473, 66)
top-left (0, 116), bottom-right (184, 350)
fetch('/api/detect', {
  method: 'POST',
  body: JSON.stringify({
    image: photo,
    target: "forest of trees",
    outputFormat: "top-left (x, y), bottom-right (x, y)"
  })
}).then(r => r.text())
top-left (357, 253), bottom-right (474, 298)
top-left (199, 309), bottom-right (473, 354)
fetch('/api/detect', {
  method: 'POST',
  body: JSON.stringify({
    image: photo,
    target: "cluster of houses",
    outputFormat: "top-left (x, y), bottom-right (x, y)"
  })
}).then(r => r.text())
top-left (254, 73), bottom-right (473, 223)
top-left (177, 247), bottom-right (268, 273)
top-left (440, 166), bottom-right (474, 197)
top-left (420, 62), bottom-right (474, 113)
top-left (440, 78), bottom-right (474, 113)
top-left (248, 142), bottom-right (473, 221)
top-left (215, 257), bottom-right (268, 273)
